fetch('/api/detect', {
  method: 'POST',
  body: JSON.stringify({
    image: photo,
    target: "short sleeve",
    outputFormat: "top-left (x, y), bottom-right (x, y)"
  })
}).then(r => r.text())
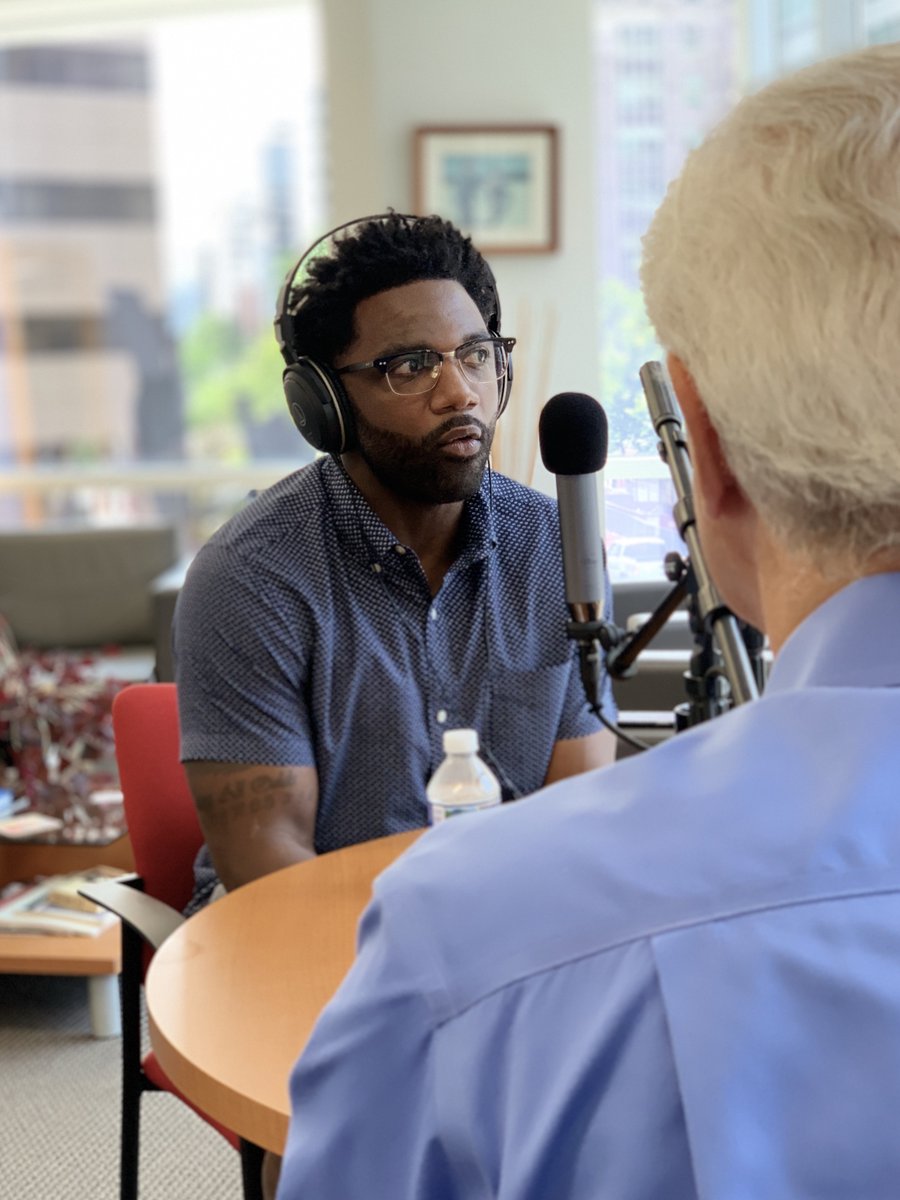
top-left (174, 542), bottom-right (316, 767)
top-left (555, 565), bottom-right (619, 740)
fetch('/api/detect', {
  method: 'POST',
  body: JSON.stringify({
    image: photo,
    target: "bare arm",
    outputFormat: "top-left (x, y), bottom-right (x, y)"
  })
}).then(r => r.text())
top-left (542, 728), bottom-right (617, 787)
top-left (184, 761), bottom-right (319, 892)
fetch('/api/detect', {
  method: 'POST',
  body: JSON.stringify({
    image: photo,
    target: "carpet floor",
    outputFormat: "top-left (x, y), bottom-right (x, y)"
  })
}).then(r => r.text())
top-left (1, 972), bottom-right (243, 1198)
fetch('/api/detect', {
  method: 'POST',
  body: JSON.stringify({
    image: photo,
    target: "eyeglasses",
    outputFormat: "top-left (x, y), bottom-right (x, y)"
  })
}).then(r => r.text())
top-left (336, 335), bottom-right (516, 396)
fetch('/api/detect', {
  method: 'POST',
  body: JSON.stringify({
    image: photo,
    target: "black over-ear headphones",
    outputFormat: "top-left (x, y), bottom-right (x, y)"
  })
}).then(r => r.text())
top-left (273, 212), bottom-right (513, 455)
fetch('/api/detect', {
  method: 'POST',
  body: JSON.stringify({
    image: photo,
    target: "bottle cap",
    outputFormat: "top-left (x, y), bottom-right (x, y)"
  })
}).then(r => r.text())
top-left (443, 728), bottom-right (478, 754)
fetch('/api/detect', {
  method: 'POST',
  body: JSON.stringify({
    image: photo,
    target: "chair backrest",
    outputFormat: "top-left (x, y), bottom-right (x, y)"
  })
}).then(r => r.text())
top-left (112, 682), bottom-right (203, 913)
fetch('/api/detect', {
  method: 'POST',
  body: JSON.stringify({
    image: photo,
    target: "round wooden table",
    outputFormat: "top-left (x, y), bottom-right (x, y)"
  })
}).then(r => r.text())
top-left (146, 829), bottom-right (421, 1154)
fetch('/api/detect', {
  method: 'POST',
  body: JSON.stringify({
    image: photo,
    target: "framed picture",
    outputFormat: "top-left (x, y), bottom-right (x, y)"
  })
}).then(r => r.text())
top-left (414, 124), bottom-right (559, 254)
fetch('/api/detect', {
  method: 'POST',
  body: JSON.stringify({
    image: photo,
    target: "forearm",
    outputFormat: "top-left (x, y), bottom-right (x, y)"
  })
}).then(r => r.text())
top-left (210, 821), bottom-right (316, 892)
top-left (543, 728), bottom-right (616, 786)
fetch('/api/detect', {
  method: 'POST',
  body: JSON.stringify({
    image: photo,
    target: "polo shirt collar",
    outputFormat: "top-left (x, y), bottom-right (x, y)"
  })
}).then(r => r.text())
top-left (320, 455), bottom-right (497, 572)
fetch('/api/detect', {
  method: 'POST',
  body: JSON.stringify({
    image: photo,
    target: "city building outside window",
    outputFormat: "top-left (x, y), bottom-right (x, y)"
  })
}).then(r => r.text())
top-left (594, 0), bottom-right (900, 582)
top-left (0, 2), bottom-right (324, 547)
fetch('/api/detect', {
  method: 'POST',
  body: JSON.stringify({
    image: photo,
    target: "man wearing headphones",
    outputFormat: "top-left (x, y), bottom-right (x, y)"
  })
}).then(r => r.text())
top-left (173, 212), bottom-right (617, 919)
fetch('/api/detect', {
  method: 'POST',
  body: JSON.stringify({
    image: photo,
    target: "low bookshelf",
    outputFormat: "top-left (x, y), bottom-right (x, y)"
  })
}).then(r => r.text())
top-left (0, 835), bottom-right (135, 1038)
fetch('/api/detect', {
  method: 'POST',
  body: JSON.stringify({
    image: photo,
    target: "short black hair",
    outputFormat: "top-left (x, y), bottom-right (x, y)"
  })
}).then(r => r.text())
top-left (286, 212), bottom-right (500, 365)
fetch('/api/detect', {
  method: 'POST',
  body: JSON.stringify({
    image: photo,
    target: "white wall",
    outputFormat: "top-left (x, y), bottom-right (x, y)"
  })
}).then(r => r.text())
top-left (322, 0), bottom-right (601, 494)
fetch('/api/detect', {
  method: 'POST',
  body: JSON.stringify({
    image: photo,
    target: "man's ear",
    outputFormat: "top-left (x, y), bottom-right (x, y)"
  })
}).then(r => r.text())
top-left (666, 354), bottom-right (743, 519)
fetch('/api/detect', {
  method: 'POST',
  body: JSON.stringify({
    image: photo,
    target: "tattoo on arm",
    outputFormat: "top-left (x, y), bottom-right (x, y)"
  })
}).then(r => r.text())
top-left (194, 768), bottom-right (297, 828)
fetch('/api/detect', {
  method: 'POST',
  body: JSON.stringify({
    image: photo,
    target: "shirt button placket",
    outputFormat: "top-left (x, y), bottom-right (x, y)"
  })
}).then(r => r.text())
top-left (425, 604), bottom-right (450, 739)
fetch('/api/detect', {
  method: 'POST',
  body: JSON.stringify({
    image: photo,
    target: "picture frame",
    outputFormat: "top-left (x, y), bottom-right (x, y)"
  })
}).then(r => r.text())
top-left (413, 124), bottom-right (559, 254)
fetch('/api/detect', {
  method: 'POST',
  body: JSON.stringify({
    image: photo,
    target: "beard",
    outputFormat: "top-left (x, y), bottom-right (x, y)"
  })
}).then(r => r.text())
top-left (351, 408), bottom-right (497, 504)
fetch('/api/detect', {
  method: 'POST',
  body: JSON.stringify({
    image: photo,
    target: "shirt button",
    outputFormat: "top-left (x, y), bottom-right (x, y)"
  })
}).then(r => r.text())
top-left (436, 709), bottom-right (447, 724)
top-left (370, 562), bottom-right (382, 574)
top-left (430, 607), bottom-right (438, 620)
top-left (393, 544), bottom-right (407, 555)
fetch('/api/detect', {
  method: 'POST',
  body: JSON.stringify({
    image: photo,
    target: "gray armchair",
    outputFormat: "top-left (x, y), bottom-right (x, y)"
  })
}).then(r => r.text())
top-left (0, 523), bottom-right (180, 680)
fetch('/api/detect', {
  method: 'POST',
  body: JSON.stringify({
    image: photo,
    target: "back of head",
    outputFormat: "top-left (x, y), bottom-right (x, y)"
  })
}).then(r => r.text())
top-left (641, 44), bottom-right (900, 569)
top-left (287, 212), bottom-right (500, 366)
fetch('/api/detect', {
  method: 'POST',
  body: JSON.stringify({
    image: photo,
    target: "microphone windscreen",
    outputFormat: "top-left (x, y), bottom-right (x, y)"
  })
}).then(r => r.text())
top-left (538, 393), bottom-right (609, 476)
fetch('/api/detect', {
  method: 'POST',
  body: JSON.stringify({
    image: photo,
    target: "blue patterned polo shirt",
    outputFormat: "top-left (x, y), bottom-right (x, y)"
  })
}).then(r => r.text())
top-left (174, 456), bottom-right (615, 910)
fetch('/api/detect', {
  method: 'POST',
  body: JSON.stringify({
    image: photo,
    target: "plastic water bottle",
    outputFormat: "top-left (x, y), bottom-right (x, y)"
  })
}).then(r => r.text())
top-left (426, 728), bottom-right (502, 824)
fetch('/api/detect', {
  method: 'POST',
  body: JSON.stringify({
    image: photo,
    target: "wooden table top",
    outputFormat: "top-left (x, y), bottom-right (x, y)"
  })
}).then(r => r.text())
top-left (146, 829), bottom-right (422, 1154)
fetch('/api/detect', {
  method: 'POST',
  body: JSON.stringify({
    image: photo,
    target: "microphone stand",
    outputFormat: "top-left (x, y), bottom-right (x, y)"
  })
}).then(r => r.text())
top-left (638, 361), bottom-right (759, 713)
top-left (563, 613), bottom-right (624, 715)
top-left (659, 552), bottom-right (734, 729)
top-left (594, 553), bottom-right (727, 733)
top-left (562, 363), bottom-right (762, 750)
top-left (739, 620), bottom-right (768, 695)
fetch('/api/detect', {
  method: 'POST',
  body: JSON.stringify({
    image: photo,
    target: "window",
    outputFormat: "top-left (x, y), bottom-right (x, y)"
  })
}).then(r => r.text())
top-left (617, 24), bottom-right (662, 50)
top-left (0, 44), bottom-right (150, 89)
top-left (594, 0), bottom-right (738, 582)
top-left (781, 0), bottom-right (817, 31)
top-left (863, 0), bottom-right (900, 42)
top-left (0, 3), bottom-right (324, 547)
top-left (680, 24), bottom-right (703, 47)
top-left (595, 0), bottom-right (896, 582)
top-left (867, 16), bottom-right (900, 38)
top-left (0, 180), bottom-right (157, 222)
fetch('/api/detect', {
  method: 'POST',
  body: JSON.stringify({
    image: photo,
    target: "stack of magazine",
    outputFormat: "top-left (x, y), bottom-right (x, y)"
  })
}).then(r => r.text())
top-left (0, 864), bottom-right (125, 936)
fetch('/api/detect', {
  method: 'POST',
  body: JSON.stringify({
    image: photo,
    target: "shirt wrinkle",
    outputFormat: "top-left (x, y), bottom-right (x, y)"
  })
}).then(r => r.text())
top-left (426, 871), bottom-right (900, 1028)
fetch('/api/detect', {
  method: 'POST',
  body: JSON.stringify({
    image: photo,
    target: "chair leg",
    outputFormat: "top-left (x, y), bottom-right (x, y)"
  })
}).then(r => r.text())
top-left (120, 1083), bottom-right (141, 1200)
top-left (240, 1139), bottom-right (266, 1200)
top-left (119, 911), bottom-right (148, 1200)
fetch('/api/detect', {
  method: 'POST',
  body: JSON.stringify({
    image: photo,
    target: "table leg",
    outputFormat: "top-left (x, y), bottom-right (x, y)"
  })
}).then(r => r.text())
top-left (88, 973), bottom-right (121, 1038)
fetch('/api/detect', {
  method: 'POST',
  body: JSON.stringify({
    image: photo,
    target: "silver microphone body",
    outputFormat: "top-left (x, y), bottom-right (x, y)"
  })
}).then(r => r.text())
top-left (556, 473), bottom-right (606, 625)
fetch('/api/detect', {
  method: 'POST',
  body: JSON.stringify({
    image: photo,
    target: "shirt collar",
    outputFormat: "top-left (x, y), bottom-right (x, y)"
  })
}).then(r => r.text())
top-left (320, 455), bottom-right (497, 570)
top-left (765, 572), bottom-right (900, 693)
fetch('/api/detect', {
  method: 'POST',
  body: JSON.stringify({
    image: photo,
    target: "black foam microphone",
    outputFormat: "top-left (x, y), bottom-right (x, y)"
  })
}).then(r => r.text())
top-left (539, 393), bottom-right (615, 711)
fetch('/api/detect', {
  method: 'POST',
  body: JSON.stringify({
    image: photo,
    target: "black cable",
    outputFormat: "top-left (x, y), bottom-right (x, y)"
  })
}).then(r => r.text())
top-left (590, 702), bottom-right (653, 754)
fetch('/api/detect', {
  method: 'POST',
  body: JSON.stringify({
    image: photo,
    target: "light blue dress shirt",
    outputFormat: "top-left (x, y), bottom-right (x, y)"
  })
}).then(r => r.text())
top-left (277, 572), bottom-right (900, 1200)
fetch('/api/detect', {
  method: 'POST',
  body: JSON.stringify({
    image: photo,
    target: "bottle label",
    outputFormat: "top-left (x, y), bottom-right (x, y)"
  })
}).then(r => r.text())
top-left (429, 797), bottom-right (500, 824)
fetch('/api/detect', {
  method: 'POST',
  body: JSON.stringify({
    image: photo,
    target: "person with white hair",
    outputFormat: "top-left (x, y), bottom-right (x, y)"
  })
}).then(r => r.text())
top-left (275, 44), bottom-right (900, 1200)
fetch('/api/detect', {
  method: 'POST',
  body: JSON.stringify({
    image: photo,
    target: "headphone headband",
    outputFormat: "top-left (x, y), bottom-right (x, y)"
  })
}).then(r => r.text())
top-left (274, 213), bottom-right (421, 366)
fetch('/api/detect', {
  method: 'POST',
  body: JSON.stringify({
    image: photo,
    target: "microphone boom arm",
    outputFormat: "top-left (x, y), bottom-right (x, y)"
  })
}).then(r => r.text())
top-left (604, 573), bottom-right (689, 680)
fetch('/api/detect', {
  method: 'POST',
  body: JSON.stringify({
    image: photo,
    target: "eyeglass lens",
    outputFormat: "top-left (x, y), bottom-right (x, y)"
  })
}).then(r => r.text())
top-left (384, 338), bottom-right (509, 395)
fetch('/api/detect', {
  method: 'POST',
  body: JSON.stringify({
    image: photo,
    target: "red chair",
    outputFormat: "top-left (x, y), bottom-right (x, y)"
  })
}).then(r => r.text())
top-left (81, 682), bottom-right (263, 1200)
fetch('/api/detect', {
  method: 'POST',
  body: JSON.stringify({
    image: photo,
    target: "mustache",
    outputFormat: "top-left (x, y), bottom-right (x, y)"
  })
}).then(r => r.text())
top-left (421, 415), bottom-right (490, 450)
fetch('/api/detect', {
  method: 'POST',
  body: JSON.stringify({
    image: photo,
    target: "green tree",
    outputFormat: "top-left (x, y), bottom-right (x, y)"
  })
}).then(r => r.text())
top-left (178, 313), bottom-right (290, 462)
top-left (598, 278), bottom-right (662, 456)
top-left (179, 313), bottom-right (239, 387)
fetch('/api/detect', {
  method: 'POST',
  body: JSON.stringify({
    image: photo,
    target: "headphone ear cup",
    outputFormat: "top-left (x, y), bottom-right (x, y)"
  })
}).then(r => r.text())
top-left (283, 358), bottom-right (355, 454)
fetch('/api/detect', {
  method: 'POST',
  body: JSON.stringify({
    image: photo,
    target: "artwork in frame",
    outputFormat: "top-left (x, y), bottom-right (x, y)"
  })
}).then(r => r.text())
top-left (414, 125), bottom-right (559, 254)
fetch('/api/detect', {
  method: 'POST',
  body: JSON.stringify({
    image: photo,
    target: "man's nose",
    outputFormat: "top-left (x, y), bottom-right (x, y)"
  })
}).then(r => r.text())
top-left (430, 356), bottom-right (478, 411)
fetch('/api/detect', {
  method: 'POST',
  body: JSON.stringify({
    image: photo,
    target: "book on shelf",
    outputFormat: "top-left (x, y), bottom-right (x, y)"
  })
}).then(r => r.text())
top-left (0, 864), bottom-right (127, 937)
top-left (0, 811), bottom-right (64, 839)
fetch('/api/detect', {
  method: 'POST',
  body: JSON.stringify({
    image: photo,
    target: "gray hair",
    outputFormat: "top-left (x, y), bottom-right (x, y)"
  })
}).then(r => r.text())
top-left (641, 43), bottom-right (900, 567)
